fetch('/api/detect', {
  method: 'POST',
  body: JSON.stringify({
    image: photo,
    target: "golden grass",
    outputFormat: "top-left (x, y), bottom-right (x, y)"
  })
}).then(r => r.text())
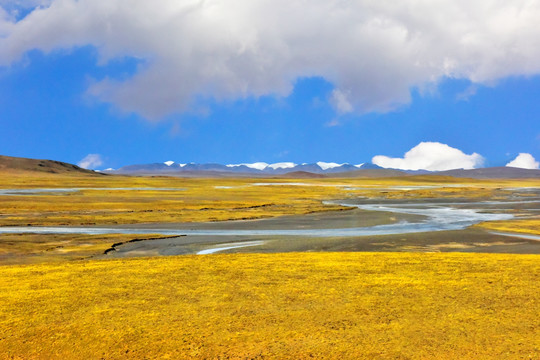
top-left (0, 233), bottom-right (177, 265)
top-left (476, 218), bottom-right (540, 235)
top-left (348, 186), bottom-right (501, 200)
top-left (0, 175), bottom-right (350, 226)
top-left (2, 171), bottom-right (538, 226)
top-left (2, 173), bottom-right (540, 358)
top-left (0, 252), bottom-right (538, 359)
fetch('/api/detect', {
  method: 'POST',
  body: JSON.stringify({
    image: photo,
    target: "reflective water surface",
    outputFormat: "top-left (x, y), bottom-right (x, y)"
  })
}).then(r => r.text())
top-left (0, 201), bottom-right (516, 237)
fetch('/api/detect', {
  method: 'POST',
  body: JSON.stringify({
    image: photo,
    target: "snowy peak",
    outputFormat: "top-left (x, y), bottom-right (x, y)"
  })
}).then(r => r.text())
top-left (226, 162), bottom-right (299, 170)
top-left (268, 162), bottom-right (297, 170)
top-left (316, 161), bottom-right (344, 170)
top-left (226, 162), bottom-right (269, 170)
top-left (110, 161), bottom-right (380, 175)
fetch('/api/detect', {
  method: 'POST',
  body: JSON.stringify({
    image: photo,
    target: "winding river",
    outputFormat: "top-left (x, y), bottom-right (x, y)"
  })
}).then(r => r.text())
top-left (0, 201), bottom-right (515, 237)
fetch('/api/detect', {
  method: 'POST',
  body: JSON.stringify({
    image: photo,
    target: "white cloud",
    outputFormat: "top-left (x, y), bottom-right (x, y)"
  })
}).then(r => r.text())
top-left (0, 0), bottom-right (51, 7)
top-left (77, 153), bottom-right (103, 169)
top-left (456, 85), bottom-right (478, 101)
top-left (329, 89), bottom-right (353, 114)
top-left (325, 118), bottom-right (341, 127)
top-left (372, 142), bottom-right (484, 171)
top-left (2, 1), bottom-right (540, 119)
top-left (506, 153), bottom-right (539, 169)
top-left (164, 161), bottom-right (174, 166)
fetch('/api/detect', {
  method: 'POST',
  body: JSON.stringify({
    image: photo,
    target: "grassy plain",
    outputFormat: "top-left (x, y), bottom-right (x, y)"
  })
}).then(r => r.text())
top-left (0, 172), bottom-right (353, 226)
top-left (476, 219), bottom-right (540, 235)
top-left (1, 252), bottom-right (539, 359)
top-left (0, 233), bottom-right (178, 265)
top-left (2, 171), bottom-right (540, 358)
top-left (2, 170), bottom-right (539, 227)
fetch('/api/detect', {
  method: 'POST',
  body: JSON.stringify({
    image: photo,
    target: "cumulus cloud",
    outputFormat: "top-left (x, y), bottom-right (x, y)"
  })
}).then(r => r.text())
top-left (329, 89), bottom-right (353, 114)
top-left (372, 142), bottom-right (484, 171)
top-left (77, 153), bottom-right (103, 169)
top-left (506, 153), bottom-right (539, 169)
top-left (2, 1), bottom-right (540, 119)
top-left (0, 0), bottom-right (51, 7)
top-left (455, 85), bottom-right (478, 102)
top-left (325, 118), bottom-right (341, 127)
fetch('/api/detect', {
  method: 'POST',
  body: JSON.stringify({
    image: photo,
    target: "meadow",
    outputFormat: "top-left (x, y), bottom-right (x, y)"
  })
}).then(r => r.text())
top-left (1, 252), bottom-right (538, 359)
top-left (0, 172), bottom-right (351, 226)
top-left (1, 171), bottom-right (540, 358)
top-left (1, 170), bottom-right (537, 228)
top-left (476, 219), bottom-right (540, 235)
top-left (0, 233), bottom-right (178, 265)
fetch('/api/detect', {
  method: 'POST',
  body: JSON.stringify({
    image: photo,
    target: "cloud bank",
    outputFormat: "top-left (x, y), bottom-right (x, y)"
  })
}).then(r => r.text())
top-left (372, 142), bottom-right (484, 171)
top-left (77, 153), bottom-right (103, 169)
top-left (2, 1), bottom-right (540, 119)
top-left (506, 153), bottom-right (539, 169)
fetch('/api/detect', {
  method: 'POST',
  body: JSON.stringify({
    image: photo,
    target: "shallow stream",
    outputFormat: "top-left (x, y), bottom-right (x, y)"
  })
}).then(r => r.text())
top-left (0, 201), bottom-right (516, 236)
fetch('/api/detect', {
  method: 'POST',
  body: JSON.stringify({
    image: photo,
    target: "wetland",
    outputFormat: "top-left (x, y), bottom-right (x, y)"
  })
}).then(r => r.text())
top-left (2, 171), bottom-right (540, 359)
top-left (2, 176), bottom-right (540, 261)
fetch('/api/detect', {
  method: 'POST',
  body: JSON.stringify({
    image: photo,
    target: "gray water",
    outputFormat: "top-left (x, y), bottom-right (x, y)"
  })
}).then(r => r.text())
top-left (197, 241), bottom-right (266, 255)
top-left (0, 202), bottom-right (515, 237)
top-left (489, 232), bottom-right (540, 241)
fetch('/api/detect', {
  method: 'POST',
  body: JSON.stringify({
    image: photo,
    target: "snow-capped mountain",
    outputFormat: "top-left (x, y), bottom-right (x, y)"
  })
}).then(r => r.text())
top-left (106, 161), bottom-right (381, 175)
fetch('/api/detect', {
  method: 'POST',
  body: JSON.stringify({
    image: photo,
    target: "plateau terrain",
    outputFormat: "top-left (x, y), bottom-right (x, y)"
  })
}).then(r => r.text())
top-left (1, 155), bottom-right (539, 359)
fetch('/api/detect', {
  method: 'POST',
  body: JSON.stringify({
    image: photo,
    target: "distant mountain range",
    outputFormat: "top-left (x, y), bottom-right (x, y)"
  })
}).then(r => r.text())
top-left (103, 160), bottom-right (540, 179)
top-left (2, 155), bottom-right (540, 179)
top-left (435, 167), bottom-right (540, 179)
top-left (104, 161), bottom-right (385, 175)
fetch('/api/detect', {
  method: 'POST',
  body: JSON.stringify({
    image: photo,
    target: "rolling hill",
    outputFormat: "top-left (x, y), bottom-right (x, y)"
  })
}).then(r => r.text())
top-left (0, 155), bottom-right (100, 175)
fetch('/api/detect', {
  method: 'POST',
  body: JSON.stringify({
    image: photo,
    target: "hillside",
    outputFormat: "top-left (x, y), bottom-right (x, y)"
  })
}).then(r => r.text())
top-left (278, 171), bottom-right (327, 178)
top-left (0, 155), bottom-right (100, 175)
top-left (436, 166), bottom-right (540, 179)
top-left (331, 168), bottom-right (407, 178)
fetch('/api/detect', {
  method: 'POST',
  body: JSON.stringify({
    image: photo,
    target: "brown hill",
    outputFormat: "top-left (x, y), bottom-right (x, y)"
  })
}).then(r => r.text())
top-left (278, 171), bottom-right (327, 178)
top-left (435, 167), bottom-right (540, 179)
top-left (0, 155), bottom-right (100, 175)
top-left (331, 169), bottom-right (408, 178)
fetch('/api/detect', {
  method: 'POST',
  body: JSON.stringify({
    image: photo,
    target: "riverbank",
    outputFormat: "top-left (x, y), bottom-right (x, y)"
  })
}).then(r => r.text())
top-left (4, 198), bottom-right (540, 260)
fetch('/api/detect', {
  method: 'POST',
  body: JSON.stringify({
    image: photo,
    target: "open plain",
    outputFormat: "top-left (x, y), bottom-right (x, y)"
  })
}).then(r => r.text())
top-left (1, 168), bottom-right (540, 359)
top-left (5, 2), bottom-right (540, 358)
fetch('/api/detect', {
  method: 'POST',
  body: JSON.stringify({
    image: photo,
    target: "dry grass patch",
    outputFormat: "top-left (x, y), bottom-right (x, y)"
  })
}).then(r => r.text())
top-left (0, 233), bottom-right (178, 265)
top-left (3, 172), bottom-right (539, 227)
top-left (0, 175), bottom-right (353, 226)
top-left (476, 218), bottom-right (540, 235)
top-left (0, 252), bottom-right (538, 359)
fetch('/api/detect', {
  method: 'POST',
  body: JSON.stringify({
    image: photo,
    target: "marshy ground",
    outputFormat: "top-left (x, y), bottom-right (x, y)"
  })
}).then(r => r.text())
top-left (1, 171), bottom-right (540, 358)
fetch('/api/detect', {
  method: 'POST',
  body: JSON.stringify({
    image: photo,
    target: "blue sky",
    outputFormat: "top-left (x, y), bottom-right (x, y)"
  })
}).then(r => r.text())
top-left (1, 1), bottom-right (540, 170)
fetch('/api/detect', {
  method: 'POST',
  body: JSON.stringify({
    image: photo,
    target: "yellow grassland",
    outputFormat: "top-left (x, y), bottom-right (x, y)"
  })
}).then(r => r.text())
top-left (0, 252), bottom-right (538, 359)
top-left (2, 171), bottom-right (539, 227)
top-left (0, 233), bottom-right (177, 265)
top-left (1, 172), bottom-right (540, 358)
top-left (476, 218), bottom-right (540, 235)
top-left (0, 177), bottom-right (346, 226)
